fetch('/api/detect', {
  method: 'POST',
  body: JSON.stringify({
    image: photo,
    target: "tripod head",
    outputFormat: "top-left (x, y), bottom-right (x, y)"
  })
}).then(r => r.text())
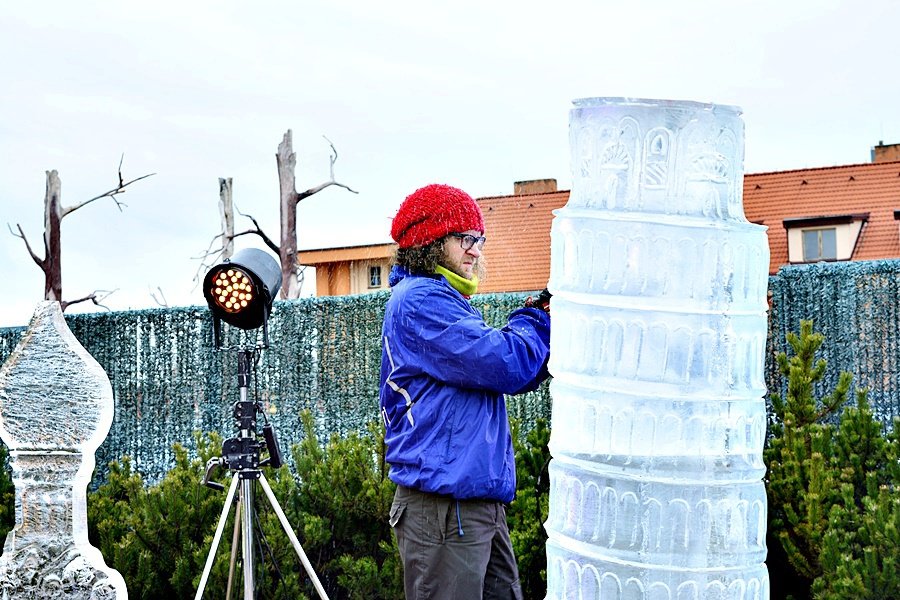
top-left (202, 347), bottom-right (283, 492)
top-left (195, 346), bottom-right (329, 600)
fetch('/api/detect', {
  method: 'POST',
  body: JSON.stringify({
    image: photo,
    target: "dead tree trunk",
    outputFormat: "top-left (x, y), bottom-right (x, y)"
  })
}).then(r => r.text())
top-left (198, 131), bottom-right (357, 298)
top-left (11, 161), bottom-right (153, 310)
top-left (15, 170), bottom-right (64, 301)
top-left (219, 177), bottom-right (234, 260)
top-left (44, 171), bottom-right (63, 301)
top-left (276, 131), bottom-right (300, 299)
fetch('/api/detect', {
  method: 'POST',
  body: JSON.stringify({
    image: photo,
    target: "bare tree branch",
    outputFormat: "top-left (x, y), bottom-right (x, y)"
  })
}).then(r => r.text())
top-left (296, 136), bottom-right (359, 201)
top-left (9, 223), bottom-right (46, 269)
top-left (192, 232), bottom-right (230, 261)
top-left (12, 160), bottom-right (151, 305)
top-left (235, 210), bottom-right (280, 254)
top-left (149, 286), bottom-right (168, 308)
top-left (191, 233), bottom-right (229, 286)
top-left (61, 158), bottom-right (155, 218)
top-left (60, 289), bottom-right (116, 312)
top-left (296, 265), bottom-right (307, 292)
top-left (228, 229), bottom-right (279, 254)
top-left (199, 133), bottom-right (355, 300)
top-left (297, 180), bottom-right (358, 201)
top-left (192, 208), bottom-right (281, 287)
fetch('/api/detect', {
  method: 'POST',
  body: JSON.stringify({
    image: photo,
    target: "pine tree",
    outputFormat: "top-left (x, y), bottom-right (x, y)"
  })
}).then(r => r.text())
top-left (286, 411), bottom-right (402, 600)
top-left (766, 320), bottom-right (849, 592)
top-left (88, 432), bottom-right (228, 597)
top-left (812, 399), bottom-right (900, 599)
top-left (766, 320), bottom-right (900, 599)
top-left (507, 417), bottom-right (552, 600)
top-left (0, 443), bottom-right (15, 542)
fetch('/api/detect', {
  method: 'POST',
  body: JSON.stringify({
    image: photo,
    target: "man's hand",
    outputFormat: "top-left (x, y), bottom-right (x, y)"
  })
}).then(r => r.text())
top-left (525, 288), bottom-right (552, 314)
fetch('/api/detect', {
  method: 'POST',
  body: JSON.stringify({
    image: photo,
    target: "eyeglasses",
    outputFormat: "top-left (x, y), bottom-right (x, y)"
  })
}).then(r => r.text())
top-left (448, 232), bottom-right (486, 251)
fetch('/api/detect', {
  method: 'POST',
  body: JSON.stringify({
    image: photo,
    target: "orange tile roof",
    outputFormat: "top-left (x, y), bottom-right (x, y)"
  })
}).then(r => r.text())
top-left (301, 161), bottom-right (900, 295)
top-left (298, 243), bottom-right (395, 266)
top-left (743, 161), bottom-right (900, 273)
top-left (477, 190), bottom-right (568, 293)
top-left (476, 161), bottom-right (900, 288)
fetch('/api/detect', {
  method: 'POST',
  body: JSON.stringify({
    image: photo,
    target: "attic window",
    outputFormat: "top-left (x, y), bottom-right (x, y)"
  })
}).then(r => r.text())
top-left (783, 213), bottom-right (869, 265)
top-left (802, 228), bottom-right (837, 261)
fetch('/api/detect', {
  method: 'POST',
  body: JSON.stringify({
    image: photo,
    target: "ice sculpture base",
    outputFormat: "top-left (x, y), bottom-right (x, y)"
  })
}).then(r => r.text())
top-left (546, 538), bottom-right (769, 600)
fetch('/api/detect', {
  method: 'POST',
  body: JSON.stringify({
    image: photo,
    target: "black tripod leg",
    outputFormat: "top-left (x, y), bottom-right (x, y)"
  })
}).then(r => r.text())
top-left (257, 473), bottom-right (330, 600)
top-left (195, 473), bottom-right (241, 600)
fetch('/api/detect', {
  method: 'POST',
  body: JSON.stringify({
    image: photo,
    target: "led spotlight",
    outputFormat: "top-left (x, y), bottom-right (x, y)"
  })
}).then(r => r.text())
top-left (196, 247), bottom-right (321, 600)
top-left (203, 248), bottom-right (282, 347)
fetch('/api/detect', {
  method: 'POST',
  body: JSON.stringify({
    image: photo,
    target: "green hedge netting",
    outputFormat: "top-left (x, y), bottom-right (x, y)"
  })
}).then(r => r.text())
top-left (3, 260), bottom-right (899, 485)
top-left (0, 291), bottom-right (550, 485)
top-left (767, 260), bottom-right (900, 426)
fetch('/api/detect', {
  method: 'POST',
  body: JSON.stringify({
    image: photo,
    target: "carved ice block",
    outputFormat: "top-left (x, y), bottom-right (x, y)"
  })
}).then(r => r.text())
top-left (0, 301), bottom-right (127, 599)
top-left (545, 98), bottom-right (770, 599)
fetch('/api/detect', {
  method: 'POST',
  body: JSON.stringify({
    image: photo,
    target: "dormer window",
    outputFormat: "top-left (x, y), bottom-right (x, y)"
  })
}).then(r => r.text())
top-left (802, 228), bottom-right (837, 261)
top-left (784, 213), bottom-right (868, 265)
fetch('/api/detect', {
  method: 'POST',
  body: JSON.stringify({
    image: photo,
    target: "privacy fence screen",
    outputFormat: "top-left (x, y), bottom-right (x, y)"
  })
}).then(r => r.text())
top-left (0, 291), bottom-right (550, 484)
top-left (2, 260), bottom-right (900, 485)
top-left (767, 260), bottom-right (900, 426)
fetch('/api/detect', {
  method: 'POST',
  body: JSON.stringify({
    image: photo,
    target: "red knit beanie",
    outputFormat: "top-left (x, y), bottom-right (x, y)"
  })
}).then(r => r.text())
top-left (390, 184), bottom-right (484, 249)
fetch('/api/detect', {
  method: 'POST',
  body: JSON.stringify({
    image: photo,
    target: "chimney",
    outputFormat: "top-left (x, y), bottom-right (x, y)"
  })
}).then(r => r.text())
top-left (514, 179), bottom-right (557, 195)
top-left (872, 141), bottom-right (900, 163)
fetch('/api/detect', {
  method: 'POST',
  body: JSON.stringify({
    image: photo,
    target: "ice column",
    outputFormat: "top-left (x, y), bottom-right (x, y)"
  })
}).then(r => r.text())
top-left (544, 98), bottom-right (770, 599)
top-left (0, 301), bottom-right (127, 599)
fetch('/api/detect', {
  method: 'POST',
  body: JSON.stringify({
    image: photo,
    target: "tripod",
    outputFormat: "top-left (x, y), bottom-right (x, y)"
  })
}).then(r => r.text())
top-left (194, 349), bottom-right (329, 600)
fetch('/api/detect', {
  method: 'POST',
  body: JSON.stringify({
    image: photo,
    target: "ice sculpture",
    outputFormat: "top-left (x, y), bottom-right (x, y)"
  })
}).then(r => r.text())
top-left (544, 98), bottom-right (770, 599)
top-left (0, 301), bottom-right (126, 599)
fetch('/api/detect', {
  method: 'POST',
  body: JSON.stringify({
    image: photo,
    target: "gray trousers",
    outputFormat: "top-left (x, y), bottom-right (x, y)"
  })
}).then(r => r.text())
top-left (390, 485), bottom-right (523, 600)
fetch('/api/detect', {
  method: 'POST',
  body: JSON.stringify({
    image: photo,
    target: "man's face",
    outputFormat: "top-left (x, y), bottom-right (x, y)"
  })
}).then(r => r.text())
top-left (440, 229), bottom-right (483, 280)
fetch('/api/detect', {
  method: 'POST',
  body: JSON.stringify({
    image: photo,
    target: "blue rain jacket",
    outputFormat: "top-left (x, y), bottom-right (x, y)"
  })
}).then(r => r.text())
top-left (380, 266), bottom-right (551, 503)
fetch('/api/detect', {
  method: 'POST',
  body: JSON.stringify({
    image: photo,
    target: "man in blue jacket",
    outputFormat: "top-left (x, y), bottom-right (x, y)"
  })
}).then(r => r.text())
top-left (381, 183), bottom-right (551, 599)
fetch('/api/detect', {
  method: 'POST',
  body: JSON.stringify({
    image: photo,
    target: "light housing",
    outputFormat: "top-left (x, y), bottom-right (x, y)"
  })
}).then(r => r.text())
top-left (203, 248), bottom-right (282, 346)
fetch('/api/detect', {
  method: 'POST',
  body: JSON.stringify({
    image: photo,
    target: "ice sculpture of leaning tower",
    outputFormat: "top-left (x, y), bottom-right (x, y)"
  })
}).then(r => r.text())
top-left (544, 98), bottom-right (770, 599)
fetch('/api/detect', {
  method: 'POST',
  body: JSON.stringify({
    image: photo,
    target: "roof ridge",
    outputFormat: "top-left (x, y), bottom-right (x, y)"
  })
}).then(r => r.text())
top-left (477, 190), bottom-right (570, 200)
top-left (747, 160), bottom-right (900, 177)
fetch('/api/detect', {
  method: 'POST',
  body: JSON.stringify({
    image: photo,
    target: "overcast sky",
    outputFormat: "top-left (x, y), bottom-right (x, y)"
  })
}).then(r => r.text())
top-left (2, 0), bottom-right (898, 328)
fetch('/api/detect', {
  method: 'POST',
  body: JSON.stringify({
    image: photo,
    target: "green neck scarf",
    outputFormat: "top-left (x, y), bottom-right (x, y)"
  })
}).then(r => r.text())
top-left (434, 265), bottom-right (479, 297)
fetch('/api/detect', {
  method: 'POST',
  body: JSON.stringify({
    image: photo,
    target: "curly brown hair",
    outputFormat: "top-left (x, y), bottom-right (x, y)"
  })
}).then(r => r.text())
top-left (393, 239), bottom-right (446, 275)
top-left (393, 236), bottom-right (486, 280)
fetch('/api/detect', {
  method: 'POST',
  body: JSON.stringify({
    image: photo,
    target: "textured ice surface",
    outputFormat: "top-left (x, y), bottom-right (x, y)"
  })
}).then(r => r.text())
top-left (0, 301), bottom-right (126, 598)
top-left (545, 98), bottom-right (770, 599)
